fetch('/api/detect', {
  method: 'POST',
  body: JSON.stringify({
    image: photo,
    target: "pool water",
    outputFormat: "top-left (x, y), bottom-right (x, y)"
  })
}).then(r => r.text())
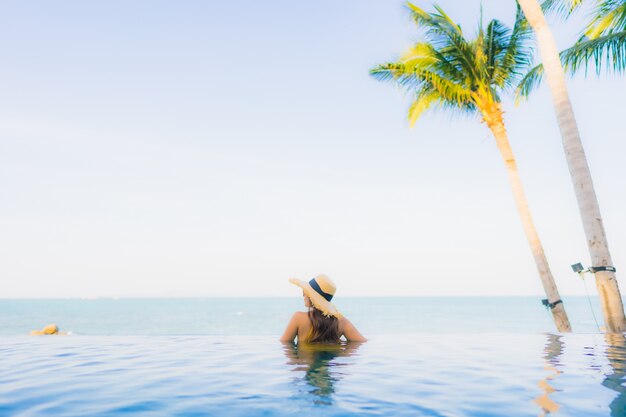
top-left (1, 333), bottom-right (624, 416)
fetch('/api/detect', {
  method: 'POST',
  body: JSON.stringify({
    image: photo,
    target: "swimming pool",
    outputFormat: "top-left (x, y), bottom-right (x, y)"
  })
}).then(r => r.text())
top-left (1, 333), bottom-right (623, 416)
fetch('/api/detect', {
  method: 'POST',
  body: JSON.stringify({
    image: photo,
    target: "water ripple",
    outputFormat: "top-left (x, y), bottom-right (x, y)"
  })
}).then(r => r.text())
top-left (1, 334), bottom-right (624, 416)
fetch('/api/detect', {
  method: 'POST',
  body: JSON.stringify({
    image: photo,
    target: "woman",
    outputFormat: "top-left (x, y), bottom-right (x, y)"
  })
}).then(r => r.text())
top-left (280, 274), bottom-right (367, 343)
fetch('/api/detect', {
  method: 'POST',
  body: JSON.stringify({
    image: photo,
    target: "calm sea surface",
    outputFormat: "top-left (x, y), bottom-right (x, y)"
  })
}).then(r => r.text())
top-left (1, 297), bottom-right (624, 416)
top-left (0, 296), bottom-right (607, 335)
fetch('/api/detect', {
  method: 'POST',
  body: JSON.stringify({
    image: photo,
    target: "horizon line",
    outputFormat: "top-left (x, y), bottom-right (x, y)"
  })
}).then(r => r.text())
top-left (0, 294), bottom-right (600, 300)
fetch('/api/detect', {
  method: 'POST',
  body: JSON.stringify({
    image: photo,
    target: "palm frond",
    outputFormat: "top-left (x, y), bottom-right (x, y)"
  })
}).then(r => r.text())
top-left (407, 90), bottom-right (440, 127)
top-left (371, 61), bottom-right (473, 106)
top-left (563, 30), bottom-right (626, 74)
top-left (516, 30), bottom-right (626, 98)
top-left (474, 22), bottom-right (488, 81)
top-left (484, 19), bottom-right (514, 86)
top-left (412, 84), bottom-right (477, 122)
top-left (541, 0), bottom-right (585, 18)
top-left (498, 5), bottom-right (533, 88)
top-left (370, 63), bottom-right (412, 84)
top-left (416, 70), bottom-right (474, 106)
top-left (585, 0), bottom-right (626, 38)
top-left (443, 38), bottom-right (482, 83)
top-left (432, 4), bottom-right (464, 36)
top-left (429, 47), bottom-right (468, 81)
top-left (400, 42), bottom-right (468, 83)
top-left (515, 63), bottom-right (545, 100)
top-left (406, 2), bottom-right (463, 37)
top-left (406, 1), bottom-right (479, 81)
top-left (399, 42), bottom-right (439, 69)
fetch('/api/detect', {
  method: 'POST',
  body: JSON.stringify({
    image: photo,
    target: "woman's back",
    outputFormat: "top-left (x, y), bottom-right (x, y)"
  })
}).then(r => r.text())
top-left (280, 274), bottom-right (367, 344)
top-left (283, 311), bottom-right (366, 344)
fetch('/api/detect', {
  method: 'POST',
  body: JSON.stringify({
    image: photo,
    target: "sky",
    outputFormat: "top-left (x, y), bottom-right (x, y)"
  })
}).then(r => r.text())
top-left (0, 0), bottom-right (624, 298)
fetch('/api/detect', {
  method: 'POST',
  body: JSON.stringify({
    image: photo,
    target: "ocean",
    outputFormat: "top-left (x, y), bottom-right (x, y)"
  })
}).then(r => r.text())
top-left (0, 296), bottom-right (605, 336)
top-left (2, 297), bottom-right (623, 416)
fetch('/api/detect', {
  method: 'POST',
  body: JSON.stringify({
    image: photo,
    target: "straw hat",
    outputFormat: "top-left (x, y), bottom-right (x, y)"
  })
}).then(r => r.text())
top-left (289, 274), bottom-right (343, 318)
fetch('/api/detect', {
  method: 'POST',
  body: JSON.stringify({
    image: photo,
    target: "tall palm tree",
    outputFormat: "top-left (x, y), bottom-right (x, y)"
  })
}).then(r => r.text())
top-left (517, 0), bottom-right (626, 332)
top-left (370, 3), bottom-right (571, 332)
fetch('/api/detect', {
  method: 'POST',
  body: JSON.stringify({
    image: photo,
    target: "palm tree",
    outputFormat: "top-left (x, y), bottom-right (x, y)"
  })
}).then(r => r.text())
top-left (517, 0), bottom-right (626, 333)
top-left (370, 3), bottom-right (571, 332)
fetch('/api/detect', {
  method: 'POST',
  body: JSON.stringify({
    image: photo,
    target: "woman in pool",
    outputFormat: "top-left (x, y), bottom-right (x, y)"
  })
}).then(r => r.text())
top-left (280, 274), bottom-right (367, 343)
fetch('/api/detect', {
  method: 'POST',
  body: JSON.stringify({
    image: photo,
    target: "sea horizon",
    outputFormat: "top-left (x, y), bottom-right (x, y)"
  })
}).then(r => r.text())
top-left (1, 296), bottom-right (605, 337)
top-left (0, 294), bottom-right (603, 299)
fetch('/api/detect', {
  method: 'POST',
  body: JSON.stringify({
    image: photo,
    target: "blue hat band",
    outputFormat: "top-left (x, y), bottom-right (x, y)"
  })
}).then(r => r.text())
top-left (308, 278), bottom-right (333, 302)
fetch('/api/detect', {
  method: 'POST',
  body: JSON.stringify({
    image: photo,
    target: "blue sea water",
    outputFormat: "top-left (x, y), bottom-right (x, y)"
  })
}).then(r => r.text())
top-left (0, 296), bottom-right (606, 335)
top-left (1, 297), bottom-right (624, 416)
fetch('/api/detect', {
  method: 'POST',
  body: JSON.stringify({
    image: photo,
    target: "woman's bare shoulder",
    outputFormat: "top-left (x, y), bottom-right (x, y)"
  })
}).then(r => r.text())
top-left (337, 316), bottom-right (367, 342)
top-left (292, 311), bottom-right (309, 322)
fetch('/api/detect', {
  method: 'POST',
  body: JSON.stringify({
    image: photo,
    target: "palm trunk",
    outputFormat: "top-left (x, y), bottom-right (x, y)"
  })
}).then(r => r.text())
top-left (517, 0), bottom-right (626, 333)
top-left (482, 103), bottom-right (571, 332)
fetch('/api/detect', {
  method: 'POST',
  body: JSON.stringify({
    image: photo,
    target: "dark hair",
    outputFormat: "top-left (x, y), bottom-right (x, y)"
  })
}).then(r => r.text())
top-left (307, 307), bottom-right (341, 343)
